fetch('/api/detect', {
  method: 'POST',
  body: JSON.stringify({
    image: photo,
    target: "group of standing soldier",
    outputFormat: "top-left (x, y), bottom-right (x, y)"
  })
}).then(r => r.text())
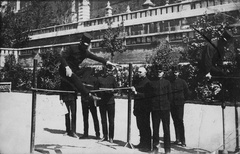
top-left (131, 65), bottom-right (189, 154)
top-left (57, 32), bottom-right (190, 154)
top-left (60, 66), bottom-right (117, 144)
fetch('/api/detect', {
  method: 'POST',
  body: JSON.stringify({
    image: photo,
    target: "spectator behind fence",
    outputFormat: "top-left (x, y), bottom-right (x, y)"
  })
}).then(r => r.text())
top-left (169, 65), bottom-right (189, 147)
top-left (79, 67), bottom-right (101, 140)
top-left (59, 79), bottom-right (78, 138)
top-left (98, 67), bottom-right (118, 143)
top-left (131, 67), bottom-right (152, 152)
top-left (150, 65), bottom-right (172, 154)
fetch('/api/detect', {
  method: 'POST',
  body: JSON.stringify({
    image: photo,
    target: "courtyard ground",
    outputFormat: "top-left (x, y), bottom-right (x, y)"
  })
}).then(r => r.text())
top-left (0, 92), bottom-right (239, 154)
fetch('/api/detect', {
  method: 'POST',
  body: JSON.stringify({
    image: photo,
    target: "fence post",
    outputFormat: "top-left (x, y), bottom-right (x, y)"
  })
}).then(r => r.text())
top-left (125, 63), bottom-right (133, 148)
top-left (30, 59), bottom-right (37, 153)
top-left (235, 100), bottom-right (239, 152)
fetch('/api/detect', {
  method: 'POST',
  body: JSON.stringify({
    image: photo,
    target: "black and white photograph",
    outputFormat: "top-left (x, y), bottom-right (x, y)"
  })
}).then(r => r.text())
top-left (0, 0), bottom-right (240, 154)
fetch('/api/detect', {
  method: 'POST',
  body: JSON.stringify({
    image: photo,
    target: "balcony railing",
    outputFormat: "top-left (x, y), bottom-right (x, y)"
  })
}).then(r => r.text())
top-left (28, 0), bottom-right (236, 37)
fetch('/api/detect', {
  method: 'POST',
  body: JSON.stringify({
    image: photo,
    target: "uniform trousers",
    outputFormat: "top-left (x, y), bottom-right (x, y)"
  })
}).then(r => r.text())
top-left (135, 110), bottom-right (151, 149)
top-left (65, 100), bottom-right (77, 134)
top-left (152, 110), bottom-right (171, 152)
top-left (99, 103), bottom-right (115, 139)
top-left (81, 101), bottom-right (100, 137)
top-left (171, 104), bottom-right (185, 143)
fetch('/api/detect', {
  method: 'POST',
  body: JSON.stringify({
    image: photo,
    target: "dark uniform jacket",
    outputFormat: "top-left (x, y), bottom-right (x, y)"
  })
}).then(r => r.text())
top-left (59, 79), bottom-right (77, 102)
top-left (132, 76), bottom-right (151, 112)
top-left (81, 68), bottom-right (99, 106)
top-left (170, 77), bottom-right (188, 106)
top-left (59, 44), bottom-right (107, 76)
top-left (150, 78), bottom-right (172, 111)
top-left (98, 75), bottom-right (117, 105)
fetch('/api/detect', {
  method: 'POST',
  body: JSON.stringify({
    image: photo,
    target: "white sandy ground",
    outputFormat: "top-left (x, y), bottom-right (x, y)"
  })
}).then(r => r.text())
top-left (0, 92), bottom-right (239, 154)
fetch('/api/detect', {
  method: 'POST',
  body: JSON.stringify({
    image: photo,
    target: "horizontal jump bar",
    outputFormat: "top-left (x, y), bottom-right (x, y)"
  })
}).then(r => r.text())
top-left (31, 87), bottom-right (132, 93)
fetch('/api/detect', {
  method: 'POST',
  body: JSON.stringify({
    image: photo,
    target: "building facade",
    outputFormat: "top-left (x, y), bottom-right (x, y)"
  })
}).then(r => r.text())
top-left (0, 0), bottom-right (240, 67)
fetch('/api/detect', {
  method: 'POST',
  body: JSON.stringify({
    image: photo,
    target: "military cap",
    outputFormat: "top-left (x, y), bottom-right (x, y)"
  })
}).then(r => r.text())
top-left (81, 33), bottom-right (92, 46)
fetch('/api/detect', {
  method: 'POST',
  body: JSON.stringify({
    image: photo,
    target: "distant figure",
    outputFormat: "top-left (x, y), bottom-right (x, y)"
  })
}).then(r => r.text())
top-left (200, 29), bottom-right (233, 77)
top-left (131, 67), bottom-right (152, 152)
top-left (59, 79), bottom-right (78, 138)
top-left (98, 67), bottom-right (118, 143)
top-left (150, 65), bottom-right (172, 154)
top-left (79, 67), bottom-right (101, 140)
top-left (169, 65), bottom-right (189, 147)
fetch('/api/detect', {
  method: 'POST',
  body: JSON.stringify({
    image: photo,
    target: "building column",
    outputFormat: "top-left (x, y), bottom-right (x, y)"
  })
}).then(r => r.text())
top-left (105, 1), bottom-right (113, 17)
top-left (78, 0), bottom-right (90, 22)
top-left (15, 0), bottom-right (20, 13)
top-left (0, 49), bottom-right (4, 68)
top-left (71, 0), bottom-right (78, 22)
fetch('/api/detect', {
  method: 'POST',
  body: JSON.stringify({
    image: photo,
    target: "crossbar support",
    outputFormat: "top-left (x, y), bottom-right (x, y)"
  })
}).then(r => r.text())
top-left (30, 62), bottom-right (134, 152)
top-left (124, 63), bottom-right (134, 149)
top-left (30, 59), bottom-right (37, 154)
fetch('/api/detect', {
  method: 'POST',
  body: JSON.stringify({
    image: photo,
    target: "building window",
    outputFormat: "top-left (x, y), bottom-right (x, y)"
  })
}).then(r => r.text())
top-left (191, 3), bottom-right (196, 9)
top-left (176, 33), bottom-right (182, 40)
top-left (162, 8), bottom-right (166, 14)
top-left (173, 6), bottom-right (179, 12)
top-left (207, 0), bottom-right (214, 6)
top-left (137, 12), bottom-right (140, 18)
top-left (92, 42), bottom-right (96, 48)
top-left (144, 23), bottom-right (149, 34)
top-left (167, 6), bottom-right (172, 13)
top-left (182, 3), bottom-right (191, 10)
top-left (157, 8), bottom-right (161, 15)
top-left (124, 26), bottom-right (129, 36)
top-left (160, 21), bottom-right (169, 32)
top-left (131, 13), bottom-right (136, 19)
top-left (126, 39), bottom-right (131, 45)
top-left (96, 42), bottom-right (99, 48)
top-left (136, 37), bottom-right (141, 44)
top-left (169, 34), bottom-right (176, 41)
top-left (98, 19), bottom-right (103, 25)
top-left (149, 23), bottom-right (158, 33)
top-left (131, 38), bottom-right (136, 44)
top-left (146, 36), bottom-right (152, 43)
top-left (146, 10), bottom-right (150, 17)
top-left (195, 2), bottom-right (202, 8)
top-left (115, 16), bottom-right (119, 22)
top-left (122, 15), bottom-right (127, 21)
top-left (128, 14), bottom-right (131, 20)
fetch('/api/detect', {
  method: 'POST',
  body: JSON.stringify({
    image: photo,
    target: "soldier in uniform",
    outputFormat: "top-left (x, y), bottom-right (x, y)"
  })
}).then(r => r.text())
top-left (79, 67), bottom-right (101, 140)
top-left (59, 33), bottom-right (117, 101)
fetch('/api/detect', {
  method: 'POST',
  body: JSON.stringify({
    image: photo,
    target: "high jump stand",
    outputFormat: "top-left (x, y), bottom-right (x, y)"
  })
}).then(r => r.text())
top-left (124, 63), bottom-right (134, 149)
top-left (30, 60), bottom-right (135, 153)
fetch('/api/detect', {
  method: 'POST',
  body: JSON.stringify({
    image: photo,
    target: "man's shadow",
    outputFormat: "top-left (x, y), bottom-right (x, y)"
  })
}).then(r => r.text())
top-left (159, 137), bottom-right (211, 153)
top-left (43, 128), bottom-right (82, 137)
top-left (44, 127), bottom-right (126, 146)
top-left (34, 144), bottom-right (88, 154)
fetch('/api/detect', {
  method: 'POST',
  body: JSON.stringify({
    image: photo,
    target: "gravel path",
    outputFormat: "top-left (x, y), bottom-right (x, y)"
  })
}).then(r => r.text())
top-left (0, 92), bottom-right (239, 154)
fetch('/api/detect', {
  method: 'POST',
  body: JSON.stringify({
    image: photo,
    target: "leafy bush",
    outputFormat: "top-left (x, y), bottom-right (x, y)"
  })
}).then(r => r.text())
top-left (37, 48), bottom-right (61, 90)
top-left (0, 48), bottom-right (62, 91)
top-left (0, 54), bottom-right (32, 90)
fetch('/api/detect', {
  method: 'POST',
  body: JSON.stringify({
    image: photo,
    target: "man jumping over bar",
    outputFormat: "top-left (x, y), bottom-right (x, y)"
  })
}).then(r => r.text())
top-left (59, 32), bottom-right (117, 100)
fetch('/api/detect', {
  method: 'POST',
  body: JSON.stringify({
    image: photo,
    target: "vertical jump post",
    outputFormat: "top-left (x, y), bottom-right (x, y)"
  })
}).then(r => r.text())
top-left (30, 59), bottom-right (37, 153)
top-left (125, 63), bottom-right (134, 148)
top-left (235, 99), bottom-right (239, 152)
